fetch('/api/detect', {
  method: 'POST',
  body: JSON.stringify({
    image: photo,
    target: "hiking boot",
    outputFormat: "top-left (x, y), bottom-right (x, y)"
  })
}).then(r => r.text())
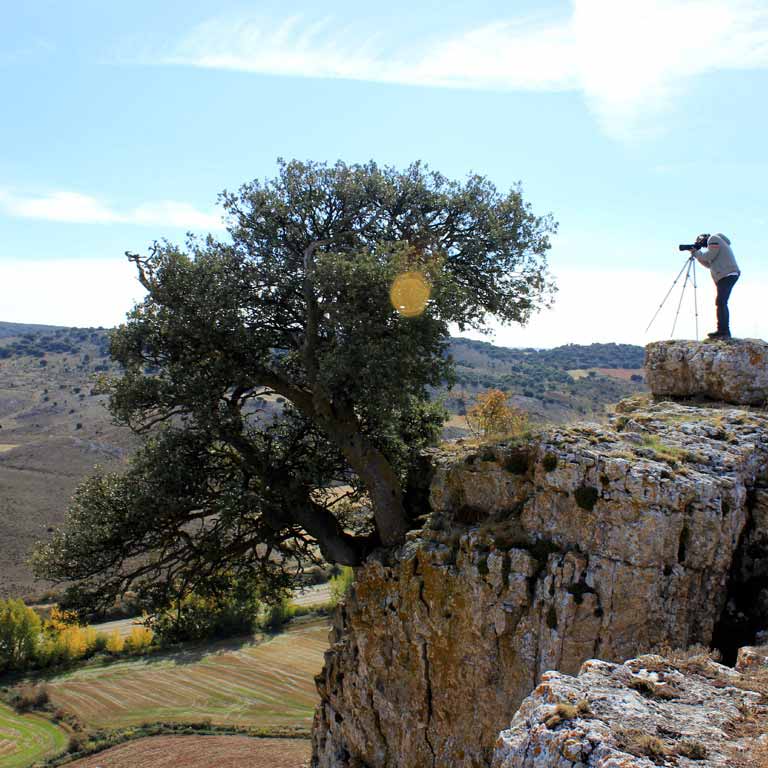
top-left (707, 331), bottom-right (731, 339)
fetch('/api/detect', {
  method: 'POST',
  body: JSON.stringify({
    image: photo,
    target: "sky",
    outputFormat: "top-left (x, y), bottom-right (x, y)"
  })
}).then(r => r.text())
top-left (1, 0), bottom-right (767, 347)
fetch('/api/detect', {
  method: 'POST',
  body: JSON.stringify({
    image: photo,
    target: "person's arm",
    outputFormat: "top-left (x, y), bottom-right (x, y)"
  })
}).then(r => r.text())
top-left (693, 236), bottom-right (721, 267)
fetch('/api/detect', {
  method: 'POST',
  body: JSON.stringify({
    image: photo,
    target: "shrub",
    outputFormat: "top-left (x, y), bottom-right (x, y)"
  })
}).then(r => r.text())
top-left (68, 733), bottom-right (88, 754)
top-left (574, 485), bottom-right (599, 511)
top-left (543, 699), bottom-right (590, 728)
top-left (678, 739), bottom-right (707, 760)
top-left (10, 684), bottom-right (49, 712)
top-left (542, 453), bottom-right (558, 472)
top-left (260, 598), bottom-right (296, 631)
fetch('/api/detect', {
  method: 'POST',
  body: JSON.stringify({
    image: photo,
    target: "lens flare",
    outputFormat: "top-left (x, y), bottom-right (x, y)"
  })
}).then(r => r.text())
top-left (390, 271), bottom-right (431, 317)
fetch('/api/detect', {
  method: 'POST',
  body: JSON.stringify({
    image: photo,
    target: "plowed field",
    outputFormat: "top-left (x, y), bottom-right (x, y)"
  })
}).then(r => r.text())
top-left (68, 735), bottom-right (310, 767)
top-left (47, 619), bottom-right (329, 731)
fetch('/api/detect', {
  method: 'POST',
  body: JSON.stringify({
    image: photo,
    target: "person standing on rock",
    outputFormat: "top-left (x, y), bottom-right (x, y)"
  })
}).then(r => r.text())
top-left (692, 233), bottom-right (740, 339)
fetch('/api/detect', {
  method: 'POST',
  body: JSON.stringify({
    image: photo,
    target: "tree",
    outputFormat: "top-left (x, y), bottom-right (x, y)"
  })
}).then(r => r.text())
top-left (465, 389), bottom-right (528, 438)
top-left (33, 159), bottom-right (556, 615)
top-left (0, 598), bottom-right (41, 672)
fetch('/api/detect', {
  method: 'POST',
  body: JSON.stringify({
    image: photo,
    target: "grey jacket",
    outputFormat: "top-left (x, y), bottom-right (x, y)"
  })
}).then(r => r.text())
top-left (694, 233), bottom-right (740, 283)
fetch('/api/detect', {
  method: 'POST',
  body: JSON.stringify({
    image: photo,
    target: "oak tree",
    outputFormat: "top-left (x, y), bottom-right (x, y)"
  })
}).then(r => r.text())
top-left (34, 159), bottom-right (556, 613)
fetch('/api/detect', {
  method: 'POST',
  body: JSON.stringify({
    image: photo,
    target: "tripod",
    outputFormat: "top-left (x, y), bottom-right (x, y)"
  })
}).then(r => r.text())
top-left (645, 254), bottom-right (699, 339)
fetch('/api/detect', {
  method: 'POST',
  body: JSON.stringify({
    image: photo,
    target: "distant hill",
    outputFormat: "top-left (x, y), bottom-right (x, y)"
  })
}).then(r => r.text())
top-left (0, 320), bottom-right (69, 339)
top-left (443, 337), bottom-right (646, 432)
top-left (0, 322), bottom-right (646, 599)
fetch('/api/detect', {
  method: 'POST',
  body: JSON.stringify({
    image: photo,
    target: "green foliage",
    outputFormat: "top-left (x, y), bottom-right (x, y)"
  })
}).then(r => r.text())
top-left (638, 435), bottom-right (688, 465)
top-left (329, 566), bottom-right (355, 606)
top-left (0, 598), bottom-right (41, 672)
top-left (151, 576), bottom-right (263, 644)
top-left (259, 598), bottom-right (297, 631)
top-left (34, 158), bottom-right (556, 614)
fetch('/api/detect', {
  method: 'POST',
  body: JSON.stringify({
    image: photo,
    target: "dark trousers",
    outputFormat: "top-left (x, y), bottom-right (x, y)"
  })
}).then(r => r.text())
top-left (715, 274), bottom-right (739, 333)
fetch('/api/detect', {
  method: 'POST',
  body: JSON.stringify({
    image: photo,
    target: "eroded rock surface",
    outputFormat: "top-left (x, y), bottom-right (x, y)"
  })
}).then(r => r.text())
top-left (493, 651), bottom-right (768, 768)
top-left (645, 338), bottom-right (768, 405)
top-left (312, 398), bottom-right (768, 768)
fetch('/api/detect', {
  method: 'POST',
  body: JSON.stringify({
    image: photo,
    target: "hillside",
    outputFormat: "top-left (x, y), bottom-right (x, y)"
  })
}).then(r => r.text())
top-left (444, 338), bottom-right (646, 430)
top-left (0, 325), bottom-right (137, 600)
top-left (0, 323), bottom-right (645, 600)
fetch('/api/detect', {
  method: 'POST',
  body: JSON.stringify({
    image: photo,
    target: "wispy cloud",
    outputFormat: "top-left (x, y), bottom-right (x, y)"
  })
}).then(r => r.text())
top-left (0, 189), bottom-right (225, 230)
top-left (165, 0), bottom-right (768, 139)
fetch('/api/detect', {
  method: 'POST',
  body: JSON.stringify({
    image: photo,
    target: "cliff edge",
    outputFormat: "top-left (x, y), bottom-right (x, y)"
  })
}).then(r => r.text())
top-left (312, 343), bottom-right (768, 768)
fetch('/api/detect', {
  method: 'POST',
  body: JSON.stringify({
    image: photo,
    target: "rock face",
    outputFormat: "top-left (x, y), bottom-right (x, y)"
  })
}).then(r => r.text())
top-left (645, 338), bottom-right (768, 405)
top-left (493, 650), bottom-right (768, 768)
top-left (312, 398), bottom-right (768, 768)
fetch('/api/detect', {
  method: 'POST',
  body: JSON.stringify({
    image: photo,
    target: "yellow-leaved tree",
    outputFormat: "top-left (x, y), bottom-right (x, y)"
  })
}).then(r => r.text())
top-left (466, 389), bottom-right (528, 439)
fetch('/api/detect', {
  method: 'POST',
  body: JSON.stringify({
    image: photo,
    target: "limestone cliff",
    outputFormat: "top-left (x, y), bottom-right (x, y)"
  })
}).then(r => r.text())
top-left (312, 396), bottom-right (768, 768)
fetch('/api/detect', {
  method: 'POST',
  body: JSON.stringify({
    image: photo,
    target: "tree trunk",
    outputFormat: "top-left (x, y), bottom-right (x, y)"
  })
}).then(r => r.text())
top-left (290, 501), bottom-right (379, 566)
top-left (321, 408), bottom-right (410, 547)
top-left (256, 375), bottom-right (411, 549)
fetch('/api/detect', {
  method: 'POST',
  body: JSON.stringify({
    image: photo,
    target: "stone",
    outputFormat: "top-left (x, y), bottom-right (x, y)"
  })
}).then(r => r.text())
top-left (735, 644), bottom-right (768, 673)
top-left (645, 338), bottom-right (768, 405)
top-left (492, 651), bottom-right (768, 768)
top-left (312, 398), bottom-right (768, 767)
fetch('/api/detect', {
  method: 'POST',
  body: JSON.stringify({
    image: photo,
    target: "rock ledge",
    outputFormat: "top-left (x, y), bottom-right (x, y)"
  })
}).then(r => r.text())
top-left (493, 649), bottom-right (768, 768)
top-left (645, 338), bottom-right (768, 405)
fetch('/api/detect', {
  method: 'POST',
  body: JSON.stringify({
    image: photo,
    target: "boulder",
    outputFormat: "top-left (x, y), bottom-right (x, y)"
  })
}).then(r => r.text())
top-left (645, 338), bottom-right (768, 405)
top-left (493, 651), bottom-right (768, 768)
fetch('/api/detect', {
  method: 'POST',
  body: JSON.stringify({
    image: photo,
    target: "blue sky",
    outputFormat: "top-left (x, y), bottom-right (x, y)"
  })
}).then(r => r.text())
top-left (1, 0), bottom-right (767, 345)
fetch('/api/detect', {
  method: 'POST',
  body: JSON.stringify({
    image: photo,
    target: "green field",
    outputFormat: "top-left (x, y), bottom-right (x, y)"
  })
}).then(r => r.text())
top-left (0, 702), bottom-right (67, 768)
top-left (46, 618), bottom-right (330, 732)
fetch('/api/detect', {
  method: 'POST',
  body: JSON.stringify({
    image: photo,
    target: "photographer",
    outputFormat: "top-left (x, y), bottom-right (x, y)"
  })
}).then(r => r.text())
top-left (690, 233), bottom-right (740, 339)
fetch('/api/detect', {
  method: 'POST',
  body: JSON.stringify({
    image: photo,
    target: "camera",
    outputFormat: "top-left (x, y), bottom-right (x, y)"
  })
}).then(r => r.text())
top-left (679, 233), bottom-right (710, 252)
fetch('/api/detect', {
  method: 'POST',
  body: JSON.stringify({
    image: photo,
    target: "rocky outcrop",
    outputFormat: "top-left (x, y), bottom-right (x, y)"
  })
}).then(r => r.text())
top-left (312, 397), bottom-right (768, 768)
top-left (493, 650), bottom-right (768, 767)
top-left (645, 338), bottom-right (768, 405)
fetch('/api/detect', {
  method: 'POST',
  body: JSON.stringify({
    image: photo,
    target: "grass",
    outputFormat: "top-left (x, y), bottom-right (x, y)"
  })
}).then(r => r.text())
top-left (636, 435), bottom-right (689, 465)
top-left (41, 618), bottom-right (330, 732)
top-left (0, 701), bottom-right (67, 768)
top-left (543, 699), bottom-right (590, 728)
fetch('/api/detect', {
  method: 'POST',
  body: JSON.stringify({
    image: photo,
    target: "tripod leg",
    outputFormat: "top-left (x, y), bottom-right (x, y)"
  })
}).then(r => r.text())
top-left (692, 259), bottom-right (699, 340)
top-left (645, 256), bottom-right (695, 334)
top-left (671, 258), bottom-right (692, 337)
